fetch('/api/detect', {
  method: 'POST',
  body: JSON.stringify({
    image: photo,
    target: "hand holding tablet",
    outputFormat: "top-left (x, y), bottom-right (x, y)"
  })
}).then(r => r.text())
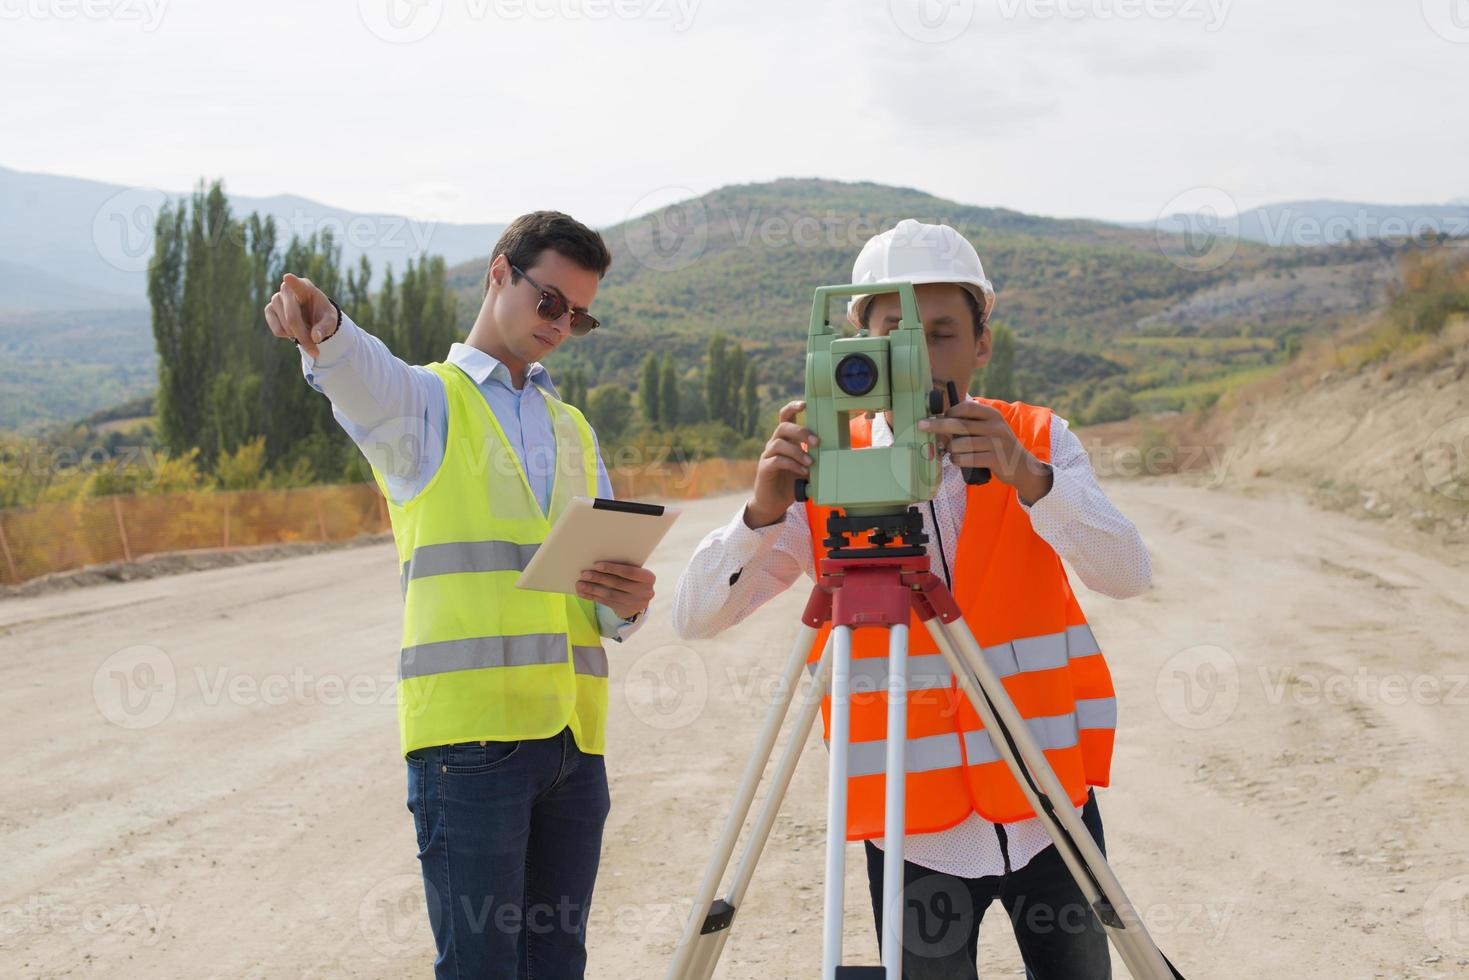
top-left (516, 498), bottom-right (681, 619)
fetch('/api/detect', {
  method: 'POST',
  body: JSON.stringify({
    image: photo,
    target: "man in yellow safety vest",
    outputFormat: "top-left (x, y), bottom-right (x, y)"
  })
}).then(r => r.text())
top-left (265, 211), bottom-right (655, 980)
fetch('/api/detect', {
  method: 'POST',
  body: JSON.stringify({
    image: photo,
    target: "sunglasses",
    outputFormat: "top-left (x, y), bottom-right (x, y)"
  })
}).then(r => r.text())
top-left (510, 264), bottom-right (600, 337)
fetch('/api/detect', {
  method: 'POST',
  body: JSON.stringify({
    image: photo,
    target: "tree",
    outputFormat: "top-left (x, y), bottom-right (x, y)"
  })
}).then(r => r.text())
top-left (658, 353), bottom-right (679, 428)
top-left (587, 384), bottom-right (633, 442)
top-left (147, 200), bottom-right (189, 456)
top-left (640, 353), bottom-right (661, 426)
top-left (703, 333), bottom-right (752, 431)
top-left (344, 255), bottom-right (374, 328)
top-left (215, 435), bottom-right (269, 490)
top-left (138, 176), bottom-right (462, 489)
top-left (391, 254), bottom-right (459, 364)
top-left (149, 180), bottom-right (265, 467)
top-left (1087, 387), bottom-right (1135, 424)
top-left (560, 368), bottom-right (587, 408)
top-left (980, 323), bottom-right (1017, 402)
top-left (705, 334), bottom-right (729, 421)
top-left (740, 361), bottom-right (759, 437)
top-left (141, 179), bottom-right (396, 484)
top-left (725, 344), bottom-right (746, 430)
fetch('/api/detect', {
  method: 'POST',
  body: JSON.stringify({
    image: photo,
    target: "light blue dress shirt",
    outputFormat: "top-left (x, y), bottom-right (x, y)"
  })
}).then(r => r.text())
top-left (301, 311), bottom-right (643, 642)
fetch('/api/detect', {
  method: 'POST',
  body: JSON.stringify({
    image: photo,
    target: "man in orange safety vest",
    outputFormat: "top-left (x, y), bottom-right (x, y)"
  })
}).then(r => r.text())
top-left (672, 219), bottom-right (1153, 980)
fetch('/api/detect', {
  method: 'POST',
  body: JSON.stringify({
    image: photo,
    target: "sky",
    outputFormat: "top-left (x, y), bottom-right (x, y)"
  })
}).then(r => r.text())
top-left (4, 0), bottom-right (1467, 228)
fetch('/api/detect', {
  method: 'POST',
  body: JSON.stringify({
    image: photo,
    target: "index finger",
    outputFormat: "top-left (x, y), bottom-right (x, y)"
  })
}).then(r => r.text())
top-left (946, 400), bottom-right (999, 420)
top-left (778, 400), bottom-right (806, 423)
top-left (591, 561), bottom-right (654, 582)
top-left (280, 284), bottom-right (310, 339)
top-left (281, 273), bottom-right (316, 304)
top-left (920, 417), bottom-right (996, 436)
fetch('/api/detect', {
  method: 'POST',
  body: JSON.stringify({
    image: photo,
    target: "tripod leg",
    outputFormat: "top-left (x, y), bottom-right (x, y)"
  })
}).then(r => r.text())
top-left (880, 624), bottom-right (908, 980)
top-left (667, 624), bottom-right (821, 980)
top-left (925, 616), bottom-right (1180, 980)
top-left (822, 624), bottom-right (854, 980)
top-left (682, 644), bottom-right (834, 980)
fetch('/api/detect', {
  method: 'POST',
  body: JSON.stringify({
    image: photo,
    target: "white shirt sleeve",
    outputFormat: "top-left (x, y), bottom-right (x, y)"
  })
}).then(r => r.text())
top-left (300, 311), bottom-right (445, 506)
top-left (1020, 414), bottom-right (1153, 599)
top-left (671, 501), bottom-right (815, 640)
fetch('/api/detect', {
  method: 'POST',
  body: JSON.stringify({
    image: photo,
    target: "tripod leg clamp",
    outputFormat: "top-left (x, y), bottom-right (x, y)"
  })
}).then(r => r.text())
top-left (699, 899), bottom-right (736, 935)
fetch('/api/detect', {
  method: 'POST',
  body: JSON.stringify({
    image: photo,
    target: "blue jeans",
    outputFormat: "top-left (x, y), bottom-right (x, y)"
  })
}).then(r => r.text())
top-left (864, 790), bottom-right (1112, 980)
top-left (406, 727), bottom-right (610, 979)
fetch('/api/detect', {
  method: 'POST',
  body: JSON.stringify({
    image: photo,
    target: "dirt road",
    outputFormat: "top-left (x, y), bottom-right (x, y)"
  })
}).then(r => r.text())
top-left (3, 481), bottom-right (1466, 978)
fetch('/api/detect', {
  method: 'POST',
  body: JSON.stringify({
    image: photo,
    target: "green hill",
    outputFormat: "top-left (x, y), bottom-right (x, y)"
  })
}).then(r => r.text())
top-left (446, 178), bottom-right (1398, 421)
top-left (1, 178), bottom-right (1407, 436)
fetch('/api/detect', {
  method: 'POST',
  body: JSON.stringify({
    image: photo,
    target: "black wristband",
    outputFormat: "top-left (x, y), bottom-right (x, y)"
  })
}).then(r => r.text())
top-left (291, 298), bottom-right (343, 348)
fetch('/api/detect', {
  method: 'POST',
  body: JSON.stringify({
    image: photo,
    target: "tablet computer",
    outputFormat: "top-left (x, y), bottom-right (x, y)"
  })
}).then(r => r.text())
top-left (515, 497), bottom-right (681, 595)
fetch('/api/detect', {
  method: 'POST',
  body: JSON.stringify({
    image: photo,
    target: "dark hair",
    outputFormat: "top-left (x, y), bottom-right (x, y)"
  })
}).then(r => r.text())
top-left (859, 286), bottom-right (989, 335)
top-left (485, 210), bottom-right (612, 294)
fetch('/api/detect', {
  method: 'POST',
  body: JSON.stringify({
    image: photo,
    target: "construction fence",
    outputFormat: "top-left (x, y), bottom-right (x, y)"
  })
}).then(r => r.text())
top-left (0, 458), bottom-right (758, 586)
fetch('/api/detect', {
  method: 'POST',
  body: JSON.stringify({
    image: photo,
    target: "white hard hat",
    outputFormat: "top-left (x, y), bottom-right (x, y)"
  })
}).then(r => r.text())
top-left (848, 218), bottom-right (996, 327)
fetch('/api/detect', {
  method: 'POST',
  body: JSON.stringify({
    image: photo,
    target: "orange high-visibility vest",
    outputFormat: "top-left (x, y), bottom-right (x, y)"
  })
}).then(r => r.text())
top-left (805, 399), bottom-right (1116, 839)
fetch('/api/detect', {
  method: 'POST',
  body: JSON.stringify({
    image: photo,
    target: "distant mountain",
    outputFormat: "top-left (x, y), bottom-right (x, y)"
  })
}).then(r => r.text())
top-left (0, 308), bottom-right (155, 431)
top-left (1153, 199), bottom-right (1469, 247)
top-left (1, 172), bottom-right (1413, 432)
top-left (0, 164), bottom-right (507, 315)
top-left (0, 259), bottom-right (143, 313)
top-left (443, 178), bottom-right (1397, 414)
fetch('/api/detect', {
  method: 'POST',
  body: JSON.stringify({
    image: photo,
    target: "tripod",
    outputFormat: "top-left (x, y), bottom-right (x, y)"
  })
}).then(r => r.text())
top-left (666, 507), bottom-right (1186, 980)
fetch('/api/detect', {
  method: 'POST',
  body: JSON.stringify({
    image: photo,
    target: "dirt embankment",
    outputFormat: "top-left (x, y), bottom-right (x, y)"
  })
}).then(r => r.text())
top-left (1081, 316), bottom-right (1469, 544)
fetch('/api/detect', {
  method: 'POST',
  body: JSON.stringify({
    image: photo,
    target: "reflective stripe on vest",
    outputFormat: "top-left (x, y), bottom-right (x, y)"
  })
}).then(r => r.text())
top-left (375, 361), bottom-right (609, 758)
top-left (400, 634), bottom-right (610, 680)
top-left (400, 539), bottom-right (542, 594)
top-left (815, 626), bottom-right (1119, 774)
top-left (844, 733), bottom-right (964, 778)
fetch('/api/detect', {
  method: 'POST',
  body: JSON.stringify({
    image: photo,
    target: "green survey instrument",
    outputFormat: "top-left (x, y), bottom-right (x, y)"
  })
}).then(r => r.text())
top-left (796, 282), bottom-right (989, 527)
top-left (797, 282), bottom-right (940, 517)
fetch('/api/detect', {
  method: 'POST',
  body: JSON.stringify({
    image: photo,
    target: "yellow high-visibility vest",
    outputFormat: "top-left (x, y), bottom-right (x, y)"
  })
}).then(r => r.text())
top-left (371, 361), bottom-right (608, 758)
